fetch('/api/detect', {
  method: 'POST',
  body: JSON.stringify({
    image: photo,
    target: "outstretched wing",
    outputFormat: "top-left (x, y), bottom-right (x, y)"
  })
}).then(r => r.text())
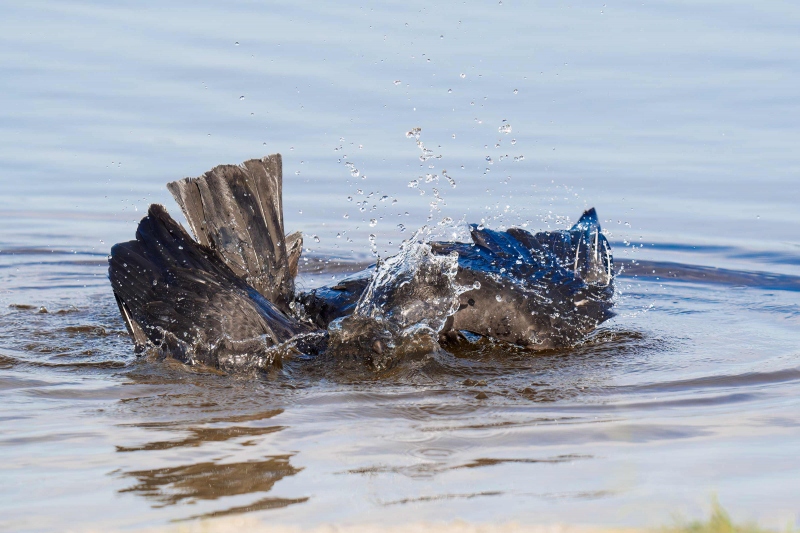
top-left (108, 204), bottom-right (309, 368)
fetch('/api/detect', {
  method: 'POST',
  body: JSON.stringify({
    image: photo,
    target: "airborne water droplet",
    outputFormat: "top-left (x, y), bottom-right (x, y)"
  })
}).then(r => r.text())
top-left (460, 73), bottom-right (466, 79)
top-left (496, 294), bottom-right (502, 302)
top-left (239, 95), bottom-right (245, 100)
top-left (369, 219), bottom-right (377, 227)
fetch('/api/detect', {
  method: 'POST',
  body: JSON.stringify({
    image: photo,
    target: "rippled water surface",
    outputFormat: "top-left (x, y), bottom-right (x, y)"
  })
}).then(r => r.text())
top-left (2, 1), bottom-right (800, 531)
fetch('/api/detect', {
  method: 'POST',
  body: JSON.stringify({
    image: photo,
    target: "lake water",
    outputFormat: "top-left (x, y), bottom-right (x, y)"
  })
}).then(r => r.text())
top-left (1, 0), bottom-right (799, 531)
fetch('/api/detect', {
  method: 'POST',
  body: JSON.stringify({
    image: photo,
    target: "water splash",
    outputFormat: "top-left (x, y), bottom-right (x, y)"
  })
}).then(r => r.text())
top-left (327, 231), bottom-right (466, 370)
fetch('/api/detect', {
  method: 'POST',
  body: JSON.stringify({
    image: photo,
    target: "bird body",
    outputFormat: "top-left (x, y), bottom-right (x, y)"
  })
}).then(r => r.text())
top-left (109, 155), bottom-right (615, 370)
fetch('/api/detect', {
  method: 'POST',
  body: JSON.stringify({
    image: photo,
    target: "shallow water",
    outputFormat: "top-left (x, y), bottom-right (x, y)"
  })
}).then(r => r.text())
top-left (1, 0), bottom-right (800, 531)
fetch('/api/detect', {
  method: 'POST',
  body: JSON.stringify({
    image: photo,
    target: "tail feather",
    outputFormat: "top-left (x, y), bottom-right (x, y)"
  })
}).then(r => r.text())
top-left (285, 231), bottom-right (303, 279)
top-left (167, 155), bottom-right (295, 313)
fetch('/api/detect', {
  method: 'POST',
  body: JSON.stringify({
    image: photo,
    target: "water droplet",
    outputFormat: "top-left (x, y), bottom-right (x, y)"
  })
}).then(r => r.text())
top-left (235, 41), bottom-right (240, 46)
top-left (397, 223), bottom-right (406, 232)
top-left (178, 246), bottom-right (183, 250)
top-left (313, 235), bottom-right (321, 243)
top-left (239, 95), bottom-right (245, 100)
top-left (460, 73), bottom-right (466, 79)
top-left (405, 127), bottom-right (421, 139)
top-left (499, 124), bottom-right (512, 134)
top-left (369, 219), bottom-right (377, 227)
top-left (513, 88), bottom-right (518, 94)
top-left (152, 280), bottom-right (158, 286)
top-left (485, 156), bottom-right (493, 164)
top-left (447, 88), bottom-right (452, 93)
top-left (511, 138), bottom-right (517, 145)
top-left (495, 294), bottom-right (503, 302)
top-left (394, 80), bottom-right (401, 85)
top-left (408, 179), bottom-right (419, 188)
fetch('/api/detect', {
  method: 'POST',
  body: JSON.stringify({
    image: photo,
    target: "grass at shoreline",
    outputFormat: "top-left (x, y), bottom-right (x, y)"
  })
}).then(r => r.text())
top-left (661, 500), bottom-right (794, 533)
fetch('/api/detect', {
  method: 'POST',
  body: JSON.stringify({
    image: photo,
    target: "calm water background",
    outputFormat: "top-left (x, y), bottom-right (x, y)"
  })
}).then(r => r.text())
top-left (1, 0), bottom-right (799, 531)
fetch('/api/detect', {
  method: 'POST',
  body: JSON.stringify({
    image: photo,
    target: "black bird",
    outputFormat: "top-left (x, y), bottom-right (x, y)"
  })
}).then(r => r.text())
top-left (109, 155), bottom-right (614, 370)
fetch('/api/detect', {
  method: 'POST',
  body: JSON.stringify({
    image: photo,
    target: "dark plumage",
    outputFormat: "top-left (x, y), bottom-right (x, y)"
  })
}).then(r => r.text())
top-left (109, 154), bottom-right (616, 370)
top-left (108, 203), bottom-right (311, 369)
top-left (303, 210), bottom-right (615, 350)
top-left (432, 210), bottom-right (615, 348)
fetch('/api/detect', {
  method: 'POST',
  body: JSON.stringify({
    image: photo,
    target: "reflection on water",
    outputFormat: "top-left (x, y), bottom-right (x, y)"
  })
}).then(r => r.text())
top-left (344, 454), bottom-right (592, 478)
top-left (183, 495), bottom-right (310, 521)
top-left (116, 424), bottom-right (284, 452)
top-left (120, 455), bottom-right (303, 508)
top-left (114, 402), bottom-right (303, 518)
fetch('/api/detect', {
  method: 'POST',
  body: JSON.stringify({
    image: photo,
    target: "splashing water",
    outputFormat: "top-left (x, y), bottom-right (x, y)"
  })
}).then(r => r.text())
top-left (327, 231), bottom-right (466, 370)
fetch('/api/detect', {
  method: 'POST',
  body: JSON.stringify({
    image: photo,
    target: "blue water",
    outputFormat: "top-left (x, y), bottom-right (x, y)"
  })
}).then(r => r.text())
top-left (1, 0), bottom-right (799, 531)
